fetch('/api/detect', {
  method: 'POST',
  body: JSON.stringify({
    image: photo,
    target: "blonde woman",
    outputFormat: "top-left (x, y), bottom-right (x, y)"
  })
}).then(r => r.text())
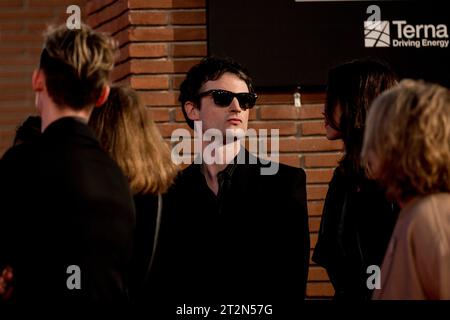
top-left (362, 79), bottom-right (450, 299)
top-left (89, 85), bottom-right (179, 300)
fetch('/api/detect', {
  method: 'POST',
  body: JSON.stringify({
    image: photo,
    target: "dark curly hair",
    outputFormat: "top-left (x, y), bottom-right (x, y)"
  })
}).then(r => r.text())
top-left (179, 56), bottom-right (255, 129)
top-left (324, 58), bottom-right (397, 183)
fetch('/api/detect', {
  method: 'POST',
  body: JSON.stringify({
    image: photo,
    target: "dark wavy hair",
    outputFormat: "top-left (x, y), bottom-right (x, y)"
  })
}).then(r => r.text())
top-left (324, 58), bottom-right (397, 183)
top-left (178, 56), bottom-right (255, 129)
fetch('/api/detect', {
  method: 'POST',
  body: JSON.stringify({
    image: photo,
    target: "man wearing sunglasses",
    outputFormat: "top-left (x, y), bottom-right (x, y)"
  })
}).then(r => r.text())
top-left (148, 57), bottom-right (309, 311)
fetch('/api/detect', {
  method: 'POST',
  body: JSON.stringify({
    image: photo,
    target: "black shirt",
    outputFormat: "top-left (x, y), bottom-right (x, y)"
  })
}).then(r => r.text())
top-left (313, 168), bottom-right (398, 300)
top-left (148, 148), bottom-right (309, 307)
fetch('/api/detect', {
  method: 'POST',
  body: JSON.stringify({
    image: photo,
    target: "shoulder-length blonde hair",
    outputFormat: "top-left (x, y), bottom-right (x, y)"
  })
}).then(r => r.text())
top-left (362, 79), bottom-right (450, 203)
top-left (89, 85), bottom-right (179, 195)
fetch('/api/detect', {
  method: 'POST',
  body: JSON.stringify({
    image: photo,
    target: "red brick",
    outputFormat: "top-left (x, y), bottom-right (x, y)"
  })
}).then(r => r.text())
top-left (0, 82), bottom-right (31, 90)
top-left (28, 0), bottom-right (82, 6)
top-left (111, 61), bottom-right (130, 82)
top-left (0, 47), bottom-right (26, 55)
top-left (0, 71), bottom-right (30, 79)
top-left (308, 201), bottom-right (324, 216)
top-left (306, 282), bottom-right (334, 298)
top-left (170, 10), bottom-right (206, 25)
top-left (0, 92), bottom-right (32, 102)
top-left (176, 27), bottom-right (205, 40)
top-left (0, 10), bottom-right (54, 20)
top-left (119, 43), bottom-right (168, 62)
top-left (248, 108), bottom-right (257, 121)
top-left (130, 59), bottom-right (200, 74)
top-left (129, 11), bottom-right (169, 25)
top-left (278, 154), bottom-right (300, 167)
top-left (258, 92), bottom-right (326, 105)
top-left (174, 108), bottom-right (186, 122)
top-left (0, 0), bottom-right (22, 7)
top-left (130, 43), bottom-right (168, 58)
top-left (0, 57), bottom-right (38, 66)
top-left (0, 34), bottom-right (44, 44)
top-left (131, 75), bottom-right (169, 90)
top-left (129, 26), bottom-right (206, 41)
top-left (139, 91), bottom-right (178, 106)
top-left (129, 0), bottom-right (205, 9)
top-left (157, 123), bottom-right (191, 138)
top-left (307, 185), bottom-right (328, 201)
top-left (308, 266), bottom-right (330, 282)
top-left (260, 104), bottom-right (324, 120)
top-left (112, 27), bottom-right (130, 47)
top-left (172, 75), bottom-right (185, 89)
top-left (301, 121), bottom-right (326, 136)
top-left (130, 60), bottom-right (172, 74)
top-left (86, 0), bottom-right (115, 15)
top-left (174, 107), bottom-right (256, 124)
top-left (27, 47), bottom-right (45, 55)
top-left (145, 108), bottom-right (171, 122)
top-left (87, 0), bottom-right (128, 29)
top-left (0, 22), bottom-right (23, 31)
top-left (310, 233), bottom-right (318, 248)
top-left (91, 11), bottom-right (129, 35)
top-left (304, 153), bottom-right (341, 168)
top-left (279, 137), bottom-right (342, 152)
top-left (172, 43), bottom-right (207, 57)
top-left (248, 121), bottom-right (297, 136)
top-left (305, 168), bottom-right (334, 184)
top-left (27, 22), bottom-right (52, 32)
top-left (309, 217), bottom-right (322, 233)
top-left (0, 105), bottom-right (36, 114)
top-left (0, 114), bottom-right (33, 127)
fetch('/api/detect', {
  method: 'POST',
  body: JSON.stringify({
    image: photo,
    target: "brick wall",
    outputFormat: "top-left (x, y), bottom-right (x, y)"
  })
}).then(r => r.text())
top-left (86, 0), bottom-right (342, 299)
top-left (0, 0), bottom-right (87, 152)
top-left (0, 0), bottom-right (343, 299)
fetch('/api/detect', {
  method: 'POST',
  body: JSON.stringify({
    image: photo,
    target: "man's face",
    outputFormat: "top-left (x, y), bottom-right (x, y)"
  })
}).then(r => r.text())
top-left (192, 72), bottom-right (250, 137)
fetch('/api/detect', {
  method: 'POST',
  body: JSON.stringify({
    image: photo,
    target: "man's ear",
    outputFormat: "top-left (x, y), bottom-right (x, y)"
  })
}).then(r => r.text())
top-left (95, 85), bottom-right (110, 107)
top-left (32, 69), bottom-right (45, 92)
top-left (184, 101), bottom-right (200, 121)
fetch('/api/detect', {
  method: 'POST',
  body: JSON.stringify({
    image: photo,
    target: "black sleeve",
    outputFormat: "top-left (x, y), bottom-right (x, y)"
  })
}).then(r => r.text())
top-left (0, 147), bottom-right (21, 264)
top-left (276, 166), bottom-right (310, 301)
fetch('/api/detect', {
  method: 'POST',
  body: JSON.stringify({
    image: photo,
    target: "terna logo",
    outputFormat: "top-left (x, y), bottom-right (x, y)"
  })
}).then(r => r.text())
top-left (364, 5), bottom-right (390, 47)
top-left (363, 5), bottom-right (449, 49)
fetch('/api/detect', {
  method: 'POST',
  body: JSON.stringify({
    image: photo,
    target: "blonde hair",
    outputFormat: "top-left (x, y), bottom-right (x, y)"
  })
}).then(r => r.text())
top-left (40, 23), bottom-right (118, 110)
top-left (362, 79), bottom-right (450, 202)
top-left (89, 85), bottom-right (179, 195)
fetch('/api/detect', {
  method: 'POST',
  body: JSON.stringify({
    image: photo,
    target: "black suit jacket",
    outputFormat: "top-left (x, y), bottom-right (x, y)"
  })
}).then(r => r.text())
top-left (0, 117), bottom-right (135, 302)
top-left (147, 149), bottom-right (309, 309)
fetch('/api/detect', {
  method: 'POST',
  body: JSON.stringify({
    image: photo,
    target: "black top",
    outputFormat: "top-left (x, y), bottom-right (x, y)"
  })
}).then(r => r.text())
top-left (145, 149), bottom-right (309, 308)
top-left (0, 117), bottom-right (136, 303)
top-left (312, 168), bottom-right (398, 300)
top-left (129, 192), bottom-right (159, 299)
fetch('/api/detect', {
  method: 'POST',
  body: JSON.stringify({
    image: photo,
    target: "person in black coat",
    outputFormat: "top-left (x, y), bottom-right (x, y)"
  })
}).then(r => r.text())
top-left (149, 57), bottom-right (310, 310)
top-left (88, 85), bottom-right (179, 302)
top-left (312, 58), bottom-right (399, 300)
top-left (0, 24), bottom-right (135, 303)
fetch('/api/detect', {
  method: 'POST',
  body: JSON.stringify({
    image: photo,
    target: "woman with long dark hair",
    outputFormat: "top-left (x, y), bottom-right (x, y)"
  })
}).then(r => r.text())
top-left (312, 58), bottom-right (399, 300)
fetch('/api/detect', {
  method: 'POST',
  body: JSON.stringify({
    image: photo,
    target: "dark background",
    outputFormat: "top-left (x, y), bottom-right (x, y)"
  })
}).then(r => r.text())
top-left (207, 0), bottom-right (449, 90)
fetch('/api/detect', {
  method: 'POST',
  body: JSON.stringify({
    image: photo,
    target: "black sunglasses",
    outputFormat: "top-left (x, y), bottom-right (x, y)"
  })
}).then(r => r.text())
top-left (196, 89), bottom-right (257, 110)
